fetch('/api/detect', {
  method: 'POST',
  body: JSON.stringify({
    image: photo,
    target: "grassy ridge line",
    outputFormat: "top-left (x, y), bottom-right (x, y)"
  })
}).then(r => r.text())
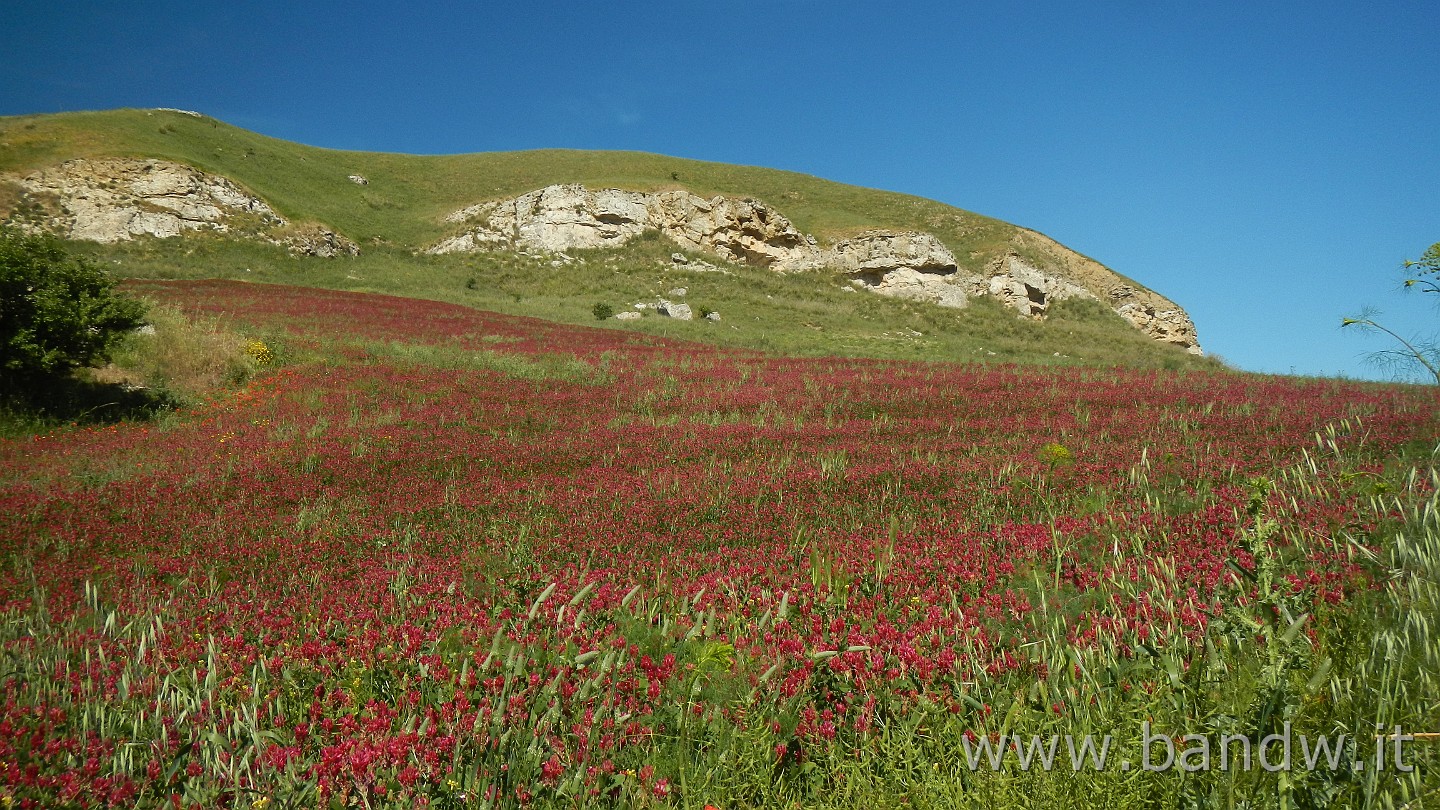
top-left (0, 108), bottom-right (1139, 285)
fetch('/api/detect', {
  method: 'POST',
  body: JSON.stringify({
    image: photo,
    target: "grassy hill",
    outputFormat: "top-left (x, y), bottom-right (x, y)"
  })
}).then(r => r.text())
top-left (0, 108), bottom-right (1215, 370)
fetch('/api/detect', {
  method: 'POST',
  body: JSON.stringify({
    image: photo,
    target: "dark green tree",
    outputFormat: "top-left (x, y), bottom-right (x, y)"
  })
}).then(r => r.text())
top-left (0, 229), bottom-right (147, 385)
top-left (1343, 242), bottom-right (1440, 385)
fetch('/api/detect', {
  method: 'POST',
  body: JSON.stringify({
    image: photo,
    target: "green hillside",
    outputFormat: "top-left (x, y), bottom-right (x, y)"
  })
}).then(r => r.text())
top-left (0, 108), bottom-right (1025, 255)
top-left (0, 108), bottom-right (1214, 370)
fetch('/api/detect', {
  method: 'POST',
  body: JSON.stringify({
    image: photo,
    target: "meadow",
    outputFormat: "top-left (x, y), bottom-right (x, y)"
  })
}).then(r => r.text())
top-left (1, 281), bottom-right (1437, 809)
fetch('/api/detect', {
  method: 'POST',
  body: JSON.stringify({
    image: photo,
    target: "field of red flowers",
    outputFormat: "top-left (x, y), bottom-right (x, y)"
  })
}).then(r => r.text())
top-left (2, 281), bottom-right (1437, 808)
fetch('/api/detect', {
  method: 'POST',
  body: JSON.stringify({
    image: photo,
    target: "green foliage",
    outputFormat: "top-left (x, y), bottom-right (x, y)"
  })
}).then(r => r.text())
top-left (0, 228), bottom-right (146, 381)
top-left (0, 299), bottom-right (276, 435)
top-left (591, 302), bottom-right (614, 321)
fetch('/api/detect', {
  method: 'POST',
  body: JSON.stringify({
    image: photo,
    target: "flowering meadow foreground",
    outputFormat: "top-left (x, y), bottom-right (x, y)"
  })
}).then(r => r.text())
top-left (2, 281), bottom-right (1438, 809)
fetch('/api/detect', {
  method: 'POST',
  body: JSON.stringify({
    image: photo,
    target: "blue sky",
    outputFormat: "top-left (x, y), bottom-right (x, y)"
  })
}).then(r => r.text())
top-left (3, 1), bottom-right (1437, 380)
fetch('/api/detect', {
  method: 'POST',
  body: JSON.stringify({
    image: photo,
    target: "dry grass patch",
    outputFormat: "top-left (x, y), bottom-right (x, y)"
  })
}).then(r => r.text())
top-left (105, 302), bottom-right (267, 402)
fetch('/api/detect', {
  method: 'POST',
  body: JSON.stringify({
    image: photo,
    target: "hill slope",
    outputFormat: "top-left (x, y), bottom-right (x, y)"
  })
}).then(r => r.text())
top-left (0, 108), bottom-right (1212, 369)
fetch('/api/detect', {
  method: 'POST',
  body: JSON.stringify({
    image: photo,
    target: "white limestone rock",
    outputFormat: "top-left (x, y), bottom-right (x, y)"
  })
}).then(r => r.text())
top-left (9, 158), bottom-right (281, 243)
top-left (656, 300), bottom-right (693, 320)
top-left (975, 253), bottom-right (1094, 319)
top-left (429, 184), bottom-right (825, 270)
top-left (830, 230), bottom-right (967, 308)
top-left (430, 186), bottom-right (1203, 353)
top-left (4, 157), bottom-right (359, 257)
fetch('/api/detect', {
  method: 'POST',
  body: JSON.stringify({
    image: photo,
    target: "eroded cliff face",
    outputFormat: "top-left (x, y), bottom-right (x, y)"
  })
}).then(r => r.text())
top-left (431, 184), bottom-right (827, 270)
top-left (996, 229), bottom-right (1202, 354)
top-left (432, 185), bottom-right (1203, 353)
top-left (829, 231), bottom-right (968, 308)
top-left (2, 158), bottom-right (359, 257)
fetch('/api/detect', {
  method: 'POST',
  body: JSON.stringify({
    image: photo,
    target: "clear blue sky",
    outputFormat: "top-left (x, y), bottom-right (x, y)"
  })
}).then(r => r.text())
top-left (3, 1), bottom-right (1437, 380)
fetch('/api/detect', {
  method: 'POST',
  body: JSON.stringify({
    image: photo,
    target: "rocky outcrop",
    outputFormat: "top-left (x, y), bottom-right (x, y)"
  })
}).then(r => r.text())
top-left (9, 158), bottom-right (280, 242)
top-left (433, 185), bottom-right (1201, 352)
top-left (282, 223), bottom-right (361, 258)
top-left (1109, 288), bottom-right (1202, 355)
top-left (831, 230), bottom-right (968, 308)
top-left (977, 252), bottom-right (1094, 319)
top-left (4, 158), bottom-right (358, 257)
top-left (996, 230), bottom-right (1202, 354)
top-left (648, 191), bottom-right (824, 270)
top-left (832, 230), bottom-right (957, 276)
top-left (429, 184), bottom-right (824, 270)
top-left (432, 186), bottom-right (647, 252)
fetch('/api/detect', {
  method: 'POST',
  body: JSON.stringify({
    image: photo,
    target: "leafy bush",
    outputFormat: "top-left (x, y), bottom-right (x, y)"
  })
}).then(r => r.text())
top-left (0, 229), bottom-right (146, 382)
top-left (592, 302), bottom-right (614, 320)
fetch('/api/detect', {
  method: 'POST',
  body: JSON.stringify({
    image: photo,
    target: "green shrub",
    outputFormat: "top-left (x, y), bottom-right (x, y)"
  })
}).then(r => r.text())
top-left (592, 302), bottom-right (614, 320)
top-left (0, 229), bottom-right (146, 382)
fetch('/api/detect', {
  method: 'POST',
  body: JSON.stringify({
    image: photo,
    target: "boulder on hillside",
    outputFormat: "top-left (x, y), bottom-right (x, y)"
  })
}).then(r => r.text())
top-left (656, 300), bottom-right (693, 320)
